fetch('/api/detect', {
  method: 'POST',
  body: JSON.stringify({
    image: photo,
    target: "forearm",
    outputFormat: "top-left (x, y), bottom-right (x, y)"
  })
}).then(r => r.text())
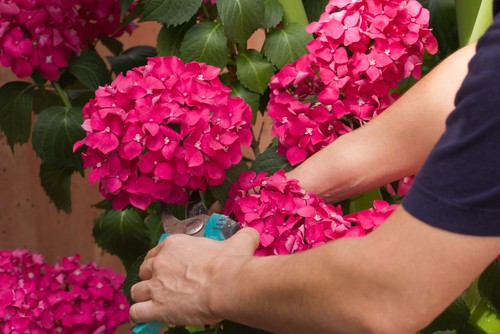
top-left (211, 208), bottom-right (500, 334)
top-left (287, 43), bottom-right (476, 203)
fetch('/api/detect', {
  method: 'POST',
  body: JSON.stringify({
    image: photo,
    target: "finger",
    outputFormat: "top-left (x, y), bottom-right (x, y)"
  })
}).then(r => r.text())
top-left (144, 242), bottom-right (163, 260)
top-left (130, 280), bottom-right (152, 303)
top-left (139, 257), bottom-right (153, 281)
top-left (129, 300), bottom-right (158, 323)
top-left (226, 227), bottom-right (260, 254)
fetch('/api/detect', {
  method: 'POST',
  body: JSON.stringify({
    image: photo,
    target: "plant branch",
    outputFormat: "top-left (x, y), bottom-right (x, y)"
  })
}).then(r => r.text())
top-left (277, 0), bottom-right (309, 25)
top-left (52, 81), bottom-right (72, 109)
top-left (251, 121), bottom-right (265, 157)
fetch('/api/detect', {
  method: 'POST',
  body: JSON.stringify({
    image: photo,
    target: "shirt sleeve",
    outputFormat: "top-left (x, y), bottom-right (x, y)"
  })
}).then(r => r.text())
top-left (402, 16), bottom-right (500, 236)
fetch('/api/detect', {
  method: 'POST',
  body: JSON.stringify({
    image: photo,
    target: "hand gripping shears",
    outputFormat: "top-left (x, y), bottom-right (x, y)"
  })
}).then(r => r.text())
top-left (132, 191), bottom-right (240, 334)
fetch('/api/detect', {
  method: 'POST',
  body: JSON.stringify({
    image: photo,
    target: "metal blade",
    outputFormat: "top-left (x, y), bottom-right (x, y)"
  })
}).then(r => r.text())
top-left (185, 190), bottom-right (208, 218)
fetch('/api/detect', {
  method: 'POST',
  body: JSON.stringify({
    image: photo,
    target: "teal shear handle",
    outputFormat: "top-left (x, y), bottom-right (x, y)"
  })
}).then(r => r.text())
top-left (132, 214), bottom-right (239, 334)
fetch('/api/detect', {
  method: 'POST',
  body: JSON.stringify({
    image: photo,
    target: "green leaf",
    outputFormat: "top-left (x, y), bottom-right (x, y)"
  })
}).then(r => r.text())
top-left (123, 254), bottom-right (145, 304)
top-left (262, 23), bottom-right (312, 69)
top-left (235, 49), bottom-right (274, 94)
top-left (251, 144), bottom-right (293, 174)
top-left (145, 211), bottom-right (165, 248)
top-left (32, 106), bottom-right (85, 172)
top-left (222, 321), bottom-right (272, 334)
top-left (478, 260), bottom-right (500, 312)
top-left (99, 36), bottom-right (124, 56)
top-left (39, 162), bottom-right (75, 213)
top-left (469, 300), bottom-right (500, 334)
top-left (157, 21), bottom-right (195, 57)
top-left (119, 0), bottom-right (135, 20)
top-left (32, 88), bottom-right (63, 114)
top-left (230, 81), bottom-right (260, 123)
top-left (141, 0), bottom-right (202, 26)
top-left (0, 82), bottom-right (35, 150)
top-left (107, 46), bottom-right (157, 74)
top-left (180, 22), bottom-right (228, 69)
top-left (263, 0), bottom-right (283, 28)
top-left (209, 161), bottom-right (249, 205)
top-left (217, 0), bottom-right (264, 44)
top-left (421, 297), bottom-right (474, 334)
top-left (302, 0), bottom-right (329, 23)
top-left (348, 188), bottom-right (383, 213)
top-left (68, 50), bottom-right (110, 91)
top-left (93, 209), bottom-right (152, 268)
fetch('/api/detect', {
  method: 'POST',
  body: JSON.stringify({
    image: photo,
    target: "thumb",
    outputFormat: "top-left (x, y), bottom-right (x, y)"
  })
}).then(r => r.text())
top-left (226, 227), bottom-right (260, 254)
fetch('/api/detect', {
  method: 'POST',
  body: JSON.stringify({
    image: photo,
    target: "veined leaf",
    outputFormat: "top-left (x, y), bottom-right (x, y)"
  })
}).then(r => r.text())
top-left (263, 23), bottom-right (312, 69)
top-left (230, 81), bottom-right (260, 123)
top-left (68, 50), bottom-right (110, 91)
top-left (119, 0), bottom-right (135, 20)
top-left (209, 161), bottom-right (249, 205)
top-left (93, 209), bottom-right (152, 269)
top-left (180, 22), bottom-right (228, 69)
top-left (263, 0), bottom-right (284, 29)
top-left (99, 36), bottom-right (124, 56)
top-left (39, 162), bottom-right (75, 213)
top-left (0, 81), bottom-right (35, 150)
top-left (217, 0), bottom-right (264, 44)
top-left (235, 49), bottom-right (274, 94)
top-left (251, 144), bottom-right (292, 174)
top-left (157, 22), bottom-right (195, 57)
top-left (302, 0), bottom-right (329, 23)
top-left (32, 106), bottom-right (85, 172)
top-left (107, 46), bottom-right (157, 74)
top-left (141, 0), bottom-right (202, 26)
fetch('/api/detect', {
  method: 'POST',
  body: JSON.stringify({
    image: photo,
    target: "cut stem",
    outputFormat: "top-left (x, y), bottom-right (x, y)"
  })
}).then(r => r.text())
top-left (52, 81), bottom-right (72, 109)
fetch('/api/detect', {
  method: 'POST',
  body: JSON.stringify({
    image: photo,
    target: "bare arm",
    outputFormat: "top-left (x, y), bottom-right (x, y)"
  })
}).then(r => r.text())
top-left (287, 43), bottom-right (476, 203)
top-left (130, 208), bottom-right (500, 333)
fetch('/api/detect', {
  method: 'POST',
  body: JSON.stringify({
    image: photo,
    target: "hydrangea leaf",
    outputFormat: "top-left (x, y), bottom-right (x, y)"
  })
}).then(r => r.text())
top-left (99, 36), bottom-right (124, 56)
top-left (39, 162), bottom-right (75, 213)
top-left (262, 23), bottom-right (312, 69)
top-left (209, 161), bottom-right (249, 205)
top-left (349, 188), bottom-right (383, 213)
top-left (32, 106), bottom-right (85, 172)
top-left (251, 144), bottom-right (293, 174)
top-left (68, 50), bottom-right (110, 91)
top-left (263, 0), bottom-right (284, 29)
top-left (302, 0), bottom-right (329, 22)
top-left (478, 260), bottom-right (500, 312)
top-left (145, 211), bottom-right (165, 248)
top-left (93, 209), bottom-right (152, 269)
top-left (180, 22), bottom-right (228, 69)
top-left (0, 82), bottom-right (35, 150)
top-left (141, 0), bottom-right (202, 26)
top-left (107, 46), bottom-right (157, 75)
top-left (123, 255), bottom-right (145, 304)
top-left (235, 49), bottom-right (274, 94)
top-left (32, 88), bottom-right (63, 114)
top-left (217, 0), bottom-right (265, 44)
top-left (157, 21), bottom-right (195, 57)
top-left (421, 296), bottom-right (484, 334)
top-left (230, 81), bottom-right (260, 124)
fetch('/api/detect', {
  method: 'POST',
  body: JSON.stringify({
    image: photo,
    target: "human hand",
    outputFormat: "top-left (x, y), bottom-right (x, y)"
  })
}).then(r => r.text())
top-left (129, 227), bottom-right (260, 325)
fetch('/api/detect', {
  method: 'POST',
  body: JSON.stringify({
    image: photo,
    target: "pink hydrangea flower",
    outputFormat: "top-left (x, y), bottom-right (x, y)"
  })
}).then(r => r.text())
top-left (0, 0), bottom-right (136, 80)
top-left (344, 200), bottom-right (399, 237)
top-left (75, 56), bottom-right (253, 210)
top-left (0, 249), bottom-right (129, 333)
top-left (268, 0), bottom-right (437, 165)
top-left (224, 170), bottom-right (351, 255)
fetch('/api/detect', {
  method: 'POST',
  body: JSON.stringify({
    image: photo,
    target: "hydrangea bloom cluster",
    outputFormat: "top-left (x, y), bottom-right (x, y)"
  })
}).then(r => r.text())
top-left (0, 249), bottom-right (129, 333)
top-left (75, 56), bottom-right (253, 210)
top-left (0, 0), bottom-right (136, 80)
top-left (268, 0), bottom-right (438, 165)
top-left (344, 200), bottom-right (399, 237)
top-left (224, 170), bottom-right (354, 256)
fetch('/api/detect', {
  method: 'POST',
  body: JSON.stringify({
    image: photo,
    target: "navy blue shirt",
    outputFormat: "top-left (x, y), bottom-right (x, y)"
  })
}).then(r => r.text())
top-left (402, 1), bottom-right (500, 236)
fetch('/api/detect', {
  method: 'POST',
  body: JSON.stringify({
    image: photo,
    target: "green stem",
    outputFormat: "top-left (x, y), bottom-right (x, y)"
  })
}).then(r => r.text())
top-left (456, 0), bottom-right (493, 46)
top-left (277, 0), bottom-right (309, 25)
top-left (52, 81), bottom-right (72, 109)
top-left (469, 300), bottom-right (500, 333)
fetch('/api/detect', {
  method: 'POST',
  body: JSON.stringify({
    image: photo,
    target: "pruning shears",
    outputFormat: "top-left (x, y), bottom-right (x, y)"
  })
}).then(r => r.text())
top-left (132, 191), bottom-right (240, 334)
